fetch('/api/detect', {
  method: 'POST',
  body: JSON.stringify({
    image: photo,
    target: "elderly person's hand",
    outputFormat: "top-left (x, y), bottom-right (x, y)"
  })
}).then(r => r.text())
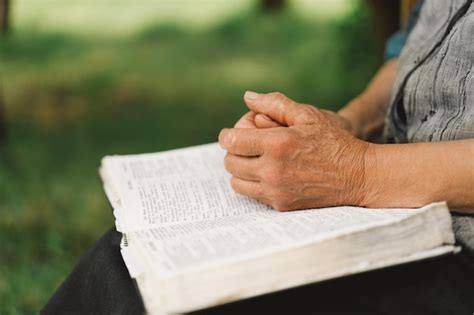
top-left (233, 101), bottom-right (356, 135)
top-left (220, 90), bottom-right (474, 213)
top-left (219, 91), bottom-right (371, 211)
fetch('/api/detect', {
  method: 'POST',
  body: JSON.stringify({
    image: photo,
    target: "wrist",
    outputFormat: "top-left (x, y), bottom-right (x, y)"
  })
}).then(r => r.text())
top-left (338, 94), bottom-right (386, 141)
top-left (342, 138), bottom-right (373, 207)
top-left (360, 142), bottom-right (444, 209)
top-left (359, 142), bottom-right (383, 207)
top-left (337, 101), bottom-right (364, 139)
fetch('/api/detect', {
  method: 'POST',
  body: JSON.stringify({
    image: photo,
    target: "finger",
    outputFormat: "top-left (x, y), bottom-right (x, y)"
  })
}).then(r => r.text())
top-left (234, 111), bottom-right (257, 129)
top-left (243, 91), bottom-right (314, 126)
top-left (224, 153), bottom-right (261, 181)
top-left (255, 113), bottom-right (283, 128)
top-left (218, 128), bottom-right (266, 156)
top-left (230, 177), bottom-right (271, 205)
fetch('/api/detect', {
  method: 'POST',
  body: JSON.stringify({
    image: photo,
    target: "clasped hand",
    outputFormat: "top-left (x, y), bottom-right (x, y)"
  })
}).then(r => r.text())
top-left (219, 91), bottom-right (371, 211)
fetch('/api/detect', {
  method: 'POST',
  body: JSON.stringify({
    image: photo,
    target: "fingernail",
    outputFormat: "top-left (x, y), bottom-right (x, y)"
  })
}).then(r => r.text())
top-left (224, 131), bottom-right (234, 147)
top-left (219, 129), bottom-right (232, 148)
top-left (244, 91), bottom-right (259, 100)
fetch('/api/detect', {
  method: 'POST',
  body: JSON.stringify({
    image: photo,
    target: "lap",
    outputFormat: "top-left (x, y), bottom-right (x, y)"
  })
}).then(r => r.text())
top-left (42, 228), bottom-right (145, 315)
top-left (42, 227), bottom-right (474, 315)
top-left (199, 250), bottom-right (474, 315)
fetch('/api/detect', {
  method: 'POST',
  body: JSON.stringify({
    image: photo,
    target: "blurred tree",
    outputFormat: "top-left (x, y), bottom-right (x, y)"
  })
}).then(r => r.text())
top-left (367, 0), bottom-right (400, 61)
top-left (0, 87), bottom-right (5, 144)
top-left (367, 0), bottom-right (419, 61)
top-left (401, 0), bottom-right (419, 26)
top-left (0, 0), bottom-right (9, 33)
top-left (261, 0), bottom-right (287, 12)
top-left (0, 0), bottom-right (8, 143)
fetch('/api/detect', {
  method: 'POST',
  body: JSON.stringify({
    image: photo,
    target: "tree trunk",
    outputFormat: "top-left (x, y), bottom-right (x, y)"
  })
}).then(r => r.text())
top-left (0, 87), bottom-right (6, 145)
top-left (0, 0), bottom-right (10, 33)
top-left (400, 0), bottom-right (419, 27)
top-left (367, 0), bottom-right (401, 61)
top-left (261, 0), bottom-right (286, 13)
top-left (0, 0), bottom-right (9, 143)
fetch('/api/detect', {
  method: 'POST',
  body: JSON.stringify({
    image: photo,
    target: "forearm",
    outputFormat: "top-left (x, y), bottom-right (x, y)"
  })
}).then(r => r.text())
top-left (363, 139), bottom-right (474, 214)
top-left (338, 59), bottom-right (398, 140)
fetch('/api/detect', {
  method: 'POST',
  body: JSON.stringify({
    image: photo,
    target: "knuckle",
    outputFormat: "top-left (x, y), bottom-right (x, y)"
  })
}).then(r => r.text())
top-left (301, 105), bottom-right (317, 116)
top-left (249, 138), bottom-right (259, 155)
top-left (278, 131), bottom-right (294, 145)
top-left (311, 106), bottom-right (323, 119)
top-left (295, 105), bottom-right (319, 124)
top-left (269, 91), bottom-right (285, 100)
top-left (269, 92), bottom-right (288, 106)
top-left (264, 166), bottom-right (284, 186)
top-left (270, 132), bottom-right (294, 157)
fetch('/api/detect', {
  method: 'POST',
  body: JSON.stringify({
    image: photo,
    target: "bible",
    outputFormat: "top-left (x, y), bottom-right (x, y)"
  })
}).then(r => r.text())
top-left (99, 142), bottom-right (457, 314)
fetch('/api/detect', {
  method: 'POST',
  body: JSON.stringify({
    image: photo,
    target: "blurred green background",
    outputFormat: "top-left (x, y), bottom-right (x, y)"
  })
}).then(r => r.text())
top-left (0, 0), bottom-right (379, 313)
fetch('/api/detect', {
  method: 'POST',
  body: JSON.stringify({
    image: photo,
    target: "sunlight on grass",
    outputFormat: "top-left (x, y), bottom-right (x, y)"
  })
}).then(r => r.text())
top-left (13, 0), bottom-right (354, 36)
top-left (13, 0), bottom-right (253, 36)
top-left (293, 0), bottom-right (355, 20)
top-left (1, 1), bottom-right (377, 313)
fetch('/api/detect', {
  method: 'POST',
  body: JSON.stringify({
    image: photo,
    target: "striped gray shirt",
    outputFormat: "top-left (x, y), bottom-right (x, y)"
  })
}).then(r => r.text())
top-left (384, 0), bottom-right (474, 251)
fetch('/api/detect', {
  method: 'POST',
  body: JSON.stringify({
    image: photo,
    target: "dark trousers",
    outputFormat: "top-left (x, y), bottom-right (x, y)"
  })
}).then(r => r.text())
top-left (42, 228), bottom-right (474, 315)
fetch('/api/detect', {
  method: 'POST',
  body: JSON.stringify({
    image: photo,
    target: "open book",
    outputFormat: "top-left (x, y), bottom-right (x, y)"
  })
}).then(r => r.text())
top-left (100, 143), bottom-right (457, 314)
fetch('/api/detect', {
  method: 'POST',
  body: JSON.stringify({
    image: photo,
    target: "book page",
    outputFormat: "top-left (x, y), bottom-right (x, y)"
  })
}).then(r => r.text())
top-left (101, 143), bottom-right (455, 314)
top-left (102, 143), bottom-right (272, 231)
top-left (129, 205), bottom-right (428, 275)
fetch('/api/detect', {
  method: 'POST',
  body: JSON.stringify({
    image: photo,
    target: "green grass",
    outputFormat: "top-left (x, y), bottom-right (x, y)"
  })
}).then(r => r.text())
top-left (0, 4), bottom-right (378, 314)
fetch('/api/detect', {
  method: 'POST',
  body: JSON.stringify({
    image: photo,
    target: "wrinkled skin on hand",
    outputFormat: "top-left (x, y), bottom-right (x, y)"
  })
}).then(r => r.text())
top-left (235, 108), bottom-right (355, 135)
top-left (219, 92), bottom-right (370, 211)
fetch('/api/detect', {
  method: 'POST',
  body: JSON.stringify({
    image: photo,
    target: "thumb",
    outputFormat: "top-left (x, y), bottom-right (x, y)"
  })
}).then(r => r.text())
top-left (234, 111), bottom-right (257, 129)
top-left (243, 91), bottom-right (314, 126)
top-left (255, 113), bottom-right (283, 128)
